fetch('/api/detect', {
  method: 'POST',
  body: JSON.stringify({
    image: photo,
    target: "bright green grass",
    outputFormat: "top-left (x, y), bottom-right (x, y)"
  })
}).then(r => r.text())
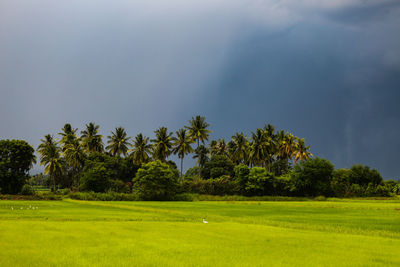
top-left (1, 199), bottom-right (400, 266)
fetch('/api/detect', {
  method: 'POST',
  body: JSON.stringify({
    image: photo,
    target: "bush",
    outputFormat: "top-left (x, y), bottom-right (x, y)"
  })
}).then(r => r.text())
top-left (182, 176), bottom-right (240, 195)
top-left (133, 160), bottom-right (179, 200)
top-left (200, 155), bottom-right (234, 179)
top-left (349, 164), bottom-right (383, 187)
top-left (20, 184), bottom-right (35, 195)
top-left (274, 174), bottom-right (292, 196)
top-left (331, 169), bottom-right (352, 197)
top-left (69, 192), bottom-right (139, 201)
top-left (234, 164), bottom-right (250, 193)
top-left (290, 158), bottom-right (334, 197)
top-left (245, 167), bottom-right (274, 196)
top-left (80, 164), bottom-right (111, 192)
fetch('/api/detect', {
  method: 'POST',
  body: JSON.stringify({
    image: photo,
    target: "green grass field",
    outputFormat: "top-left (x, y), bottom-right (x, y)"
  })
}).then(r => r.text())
top-left (1, 199), bottom-right (400, 266)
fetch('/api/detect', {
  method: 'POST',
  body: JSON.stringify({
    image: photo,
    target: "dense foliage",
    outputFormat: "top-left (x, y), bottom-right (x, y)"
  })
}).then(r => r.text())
top-left (0, 140), bottom-right (36, 194)
top-left (1, 115), bottom-right (399, 198)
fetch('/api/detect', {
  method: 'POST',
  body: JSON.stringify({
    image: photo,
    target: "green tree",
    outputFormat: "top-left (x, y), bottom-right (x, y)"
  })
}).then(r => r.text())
top-left (291, 157), bottom-right (334, 197)
top-left (249, 129), bottom-right (266, 167)
top-left (292, 138), bottom-right (313, 164)
top-left (151, 127), bottom-right (175, 162)
top-left (172, 129), bottom-right (194, 179)
top-left (37, 135), bottom-right (63, 192)
top-left (106, 127), bottom-right (131, 156)
top-left (193, 145), bottom-right (209, 169)
top-left (64, 139), bottom-right (85, 188)
top-left (230, 133), bottom-right (249, 164)
top-left (58, 123), bottom-right (78, 151)
top-left (131, 133), bottom-right (152, 165)
top-left (0, 140), bottom-right (36, 194)
top-left (81, 122), bottom-right (104, 153)
top-left (133, 160), bottom-right (179, 200)
top-left (185, 115), bottom-right (212, 148)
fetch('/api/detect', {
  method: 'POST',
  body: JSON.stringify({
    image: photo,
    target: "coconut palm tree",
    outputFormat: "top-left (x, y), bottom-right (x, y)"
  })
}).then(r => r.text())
top-left (263, 126), bottom-right (277, 172)
top-left (214, 138), bottom-right (228, 156)
top-left (106, 127), bottom-right (131, 157)
top-left (63, 139), bottom-right (85, 188)
top-left (151, 127), bottom-right (175, 162)
top-left (293, 138), bottom-right (313, 164)
top-left (277, 132), bottom-right (296, 171)
top-left (193, 145), bottom-right (209, 169)
top-left (172, 129), bottom-right (194, 178)
top-left (58, 123), bottom-right (78, 151)
top-left (249, 128), bottom-right (266, 167)
top-left (131, 133), bottom-right (152, 165)
top-left (185, 115), bottom-right (212, 148)
top-left (37, 135), bottom-right (63, 192)
top-left (230, 132), bottom-right (249, 164)
top-left (81, 122), bottom-right (103, 153)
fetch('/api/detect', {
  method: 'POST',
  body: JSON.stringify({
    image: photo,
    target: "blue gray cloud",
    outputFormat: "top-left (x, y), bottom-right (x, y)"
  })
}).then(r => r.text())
top-left (0, 0), bottom-right (399, 178)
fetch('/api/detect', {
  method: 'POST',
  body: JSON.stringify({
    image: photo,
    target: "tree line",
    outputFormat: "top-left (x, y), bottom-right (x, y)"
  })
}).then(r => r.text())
top-left (1, 115), bottom-right (399, 199)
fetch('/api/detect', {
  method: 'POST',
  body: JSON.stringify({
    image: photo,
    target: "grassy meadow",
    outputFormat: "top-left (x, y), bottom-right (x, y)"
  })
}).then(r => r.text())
top-left (1, 199), bottom-right (400, 266)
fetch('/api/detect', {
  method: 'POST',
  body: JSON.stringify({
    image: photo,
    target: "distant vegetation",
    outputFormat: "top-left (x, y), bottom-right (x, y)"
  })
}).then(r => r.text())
top-left (1, 115), bottom-right (399, 199)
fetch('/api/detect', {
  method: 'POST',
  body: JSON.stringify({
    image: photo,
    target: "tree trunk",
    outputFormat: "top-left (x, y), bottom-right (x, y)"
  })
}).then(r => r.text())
top-left (180, 157), bottom-right (184, 183)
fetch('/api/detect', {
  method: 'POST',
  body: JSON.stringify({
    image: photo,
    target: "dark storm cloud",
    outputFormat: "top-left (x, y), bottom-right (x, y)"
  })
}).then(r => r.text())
top-left (0, 0), bottom-right (399, 177)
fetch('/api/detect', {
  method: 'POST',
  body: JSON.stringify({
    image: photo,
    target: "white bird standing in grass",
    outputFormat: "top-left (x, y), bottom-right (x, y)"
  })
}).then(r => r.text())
top-left (203, 218), bottom-right (208, 224)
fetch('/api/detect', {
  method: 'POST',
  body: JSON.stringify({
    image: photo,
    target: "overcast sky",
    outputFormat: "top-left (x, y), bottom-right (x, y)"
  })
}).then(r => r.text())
top-left (1, 0), bottom-right (400, 178)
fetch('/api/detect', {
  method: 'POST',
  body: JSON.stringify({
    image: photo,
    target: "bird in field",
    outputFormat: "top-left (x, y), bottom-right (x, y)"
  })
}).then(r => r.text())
top-left (203, 218), bottom-right (208, 224)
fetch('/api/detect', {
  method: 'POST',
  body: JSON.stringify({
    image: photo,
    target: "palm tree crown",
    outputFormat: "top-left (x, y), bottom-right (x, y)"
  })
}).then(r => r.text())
top-left (131, 133), bottom-right (152, 165)
top-left (81, 122), bottom-right (104, 153)
top-left (151, 127), bottom-right (175, 162)
top-left (106, 127), bottom-right (131, 156)
top-left (185, 115), bottom-right (212, 148)
top-left (172, 129), bottom-right (194, 178)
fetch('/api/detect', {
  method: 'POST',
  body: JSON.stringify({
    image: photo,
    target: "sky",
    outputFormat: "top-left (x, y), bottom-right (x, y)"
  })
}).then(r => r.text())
top-left (1, 0), bottom-right (400, 178)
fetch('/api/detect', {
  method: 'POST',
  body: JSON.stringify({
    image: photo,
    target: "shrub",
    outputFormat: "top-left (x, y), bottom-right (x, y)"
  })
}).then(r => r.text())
top-left (182, 176), bottom-right (240, 195)
top-left (133, 160), bottom-right (179, 200)
top-left (69, 192), bottom-right (139, 201)
top-left (80, 164), bottom-right (111, 192)
top-left (331, 169), bottom-right (352, 197)
top-left (20, 184), bottom-right (35, 195)
top-left (245, 167), bottom-right (274, 196)
top-left (349, 164), bottom-right (383, 187)
top-left (234, 164), bottom-right (250, 192)
top-left (200, 155), bottom-right (234, 179)
top-left (274, 174), bottom-right (292, 196)
top-left (290, 157), bottom-right (334, 197)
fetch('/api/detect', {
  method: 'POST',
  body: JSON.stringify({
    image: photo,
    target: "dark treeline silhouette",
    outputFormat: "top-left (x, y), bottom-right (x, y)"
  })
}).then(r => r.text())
top-left (1, 115), bottom-right (399, 199)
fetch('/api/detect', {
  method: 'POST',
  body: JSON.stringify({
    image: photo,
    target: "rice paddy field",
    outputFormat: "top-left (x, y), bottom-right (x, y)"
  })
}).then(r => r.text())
top-left (1, 199), bottom-right (400, 266)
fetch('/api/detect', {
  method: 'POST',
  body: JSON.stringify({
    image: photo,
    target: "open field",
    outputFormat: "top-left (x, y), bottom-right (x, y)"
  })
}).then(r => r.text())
top-left (1, 199), bottom-right (400, 266)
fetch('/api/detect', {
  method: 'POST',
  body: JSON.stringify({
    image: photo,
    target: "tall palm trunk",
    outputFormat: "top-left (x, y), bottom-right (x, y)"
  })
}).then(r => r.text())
top-left (180, 157), bottom-right (184, 182)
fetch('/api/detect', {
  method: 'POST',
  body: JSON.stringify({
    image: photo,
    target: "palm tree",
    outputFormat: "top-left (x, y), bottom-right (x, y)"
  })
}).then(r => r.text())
top-left (81, 122), bottom-right (104, 153)
top-left (263, 125), bottom-right (276, 172)
top-left (63, 139), bottom-right (85, 188)
top-left (185, 115), bottom-right (212, 148)
top-left (131, 133), bottom-right (152, 165)
top-left (230, 132), bottom-right (249, 164)
top-left (249, 128), bottom-right (266, 167)
top-left (293, 138), bottom-right (313, 164)
top-left (193, 145), bottom-right (209, 169)
top-left (58, 123), bottom-right (78, 151)
top-left (106, 127), bottom-right (131, 156)
top-left (37, 135), bottom-right (63, 192)
top-left (214, 138), bottom-right (228, 156)
top-left (151, 127), bottom-right (175, 162)
top-left (278, 132), bottom-right (296, 171)
top-left (172, 129), bottom-right (194, 178)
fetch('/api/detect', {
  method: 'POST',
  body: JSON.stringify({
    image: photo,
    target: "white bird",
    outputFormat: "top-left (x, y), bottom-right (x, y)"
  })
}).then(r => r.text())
top-left (11, 207), bottom-right (13, 210)
top-left (203, 218), bottom-right (208, 224)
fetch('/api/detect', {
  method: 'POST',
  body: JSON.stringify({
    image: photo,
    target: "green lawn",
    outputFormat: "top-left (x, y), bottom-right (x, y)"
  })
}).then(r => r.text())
top-left (1, 199), bottom-right (400, 266)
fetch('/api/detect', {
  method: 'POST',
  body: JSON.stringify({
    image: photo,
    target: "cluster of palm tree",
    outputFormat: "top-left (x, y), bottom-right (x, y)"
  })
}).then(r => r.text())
top-left (37, 116), bottom-right (212, 186)
top-left (208, 124), bottom-right (313, 173)
top-left (37, 116), bottom-right (312, 189)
